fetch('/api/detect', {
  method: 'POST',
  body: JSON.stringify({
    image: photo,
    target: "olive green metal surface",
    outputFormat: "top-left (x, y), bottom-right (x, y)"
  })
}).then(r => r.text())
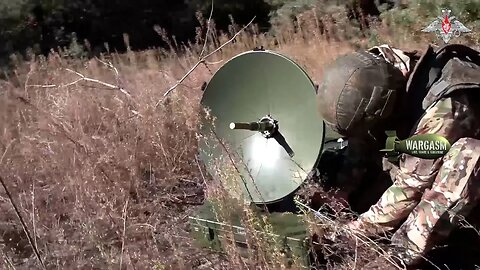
top-left (189, 202), bottom-right (309, 268)
top-left (199, 50), bottom-right (325, 204)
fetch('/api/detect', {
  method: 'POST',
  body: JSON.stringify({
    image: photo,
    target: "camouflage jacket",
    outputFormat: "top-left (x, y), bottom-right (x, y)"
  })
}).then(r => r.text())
top-left (349, 44), bottom-right (480, 242)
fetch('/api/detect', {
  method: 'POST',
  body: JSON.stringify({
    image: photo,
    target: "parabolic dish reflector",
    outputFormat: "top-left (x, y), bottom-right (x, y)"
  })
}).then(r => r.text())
top-left (199, 50), bottom-right (325, 204)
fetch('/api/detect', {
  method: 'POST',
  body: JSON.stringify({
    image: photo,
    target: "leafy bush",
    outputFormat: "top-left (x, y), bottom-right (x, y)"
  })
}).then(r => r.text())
top-left (264, 0), bottom-right (317, 28)
top-left (0, 0), bottom-right (274, 68)
top-left (0, 0), bottom-right (40, 65)
top-left (381, 0), bottom-right (480, 44)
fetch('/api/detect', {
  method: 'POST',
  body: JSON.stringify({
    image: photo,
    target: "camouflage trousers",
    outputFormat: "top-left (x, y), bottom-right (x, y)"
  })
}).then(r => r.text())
top-left (391, 137), bottom-right (480, 262)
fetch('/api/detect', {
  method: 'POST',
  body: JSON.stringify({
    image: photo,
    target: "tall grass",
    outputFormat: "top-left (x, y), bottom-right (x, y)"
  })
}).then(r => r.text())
top-left (0, 8), bottom-right (448, 270)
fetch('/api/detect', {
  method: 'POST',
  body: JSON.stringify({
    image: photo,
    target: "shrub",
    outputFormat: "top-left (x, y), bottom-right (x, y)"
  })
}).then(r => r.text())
top-left (381, 0), bottom-right (480, 45)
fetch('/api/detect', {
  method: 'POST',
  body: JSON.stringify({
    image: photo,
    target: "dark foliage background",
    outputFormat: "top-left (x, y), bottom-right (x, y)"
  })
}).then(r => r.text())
top-left (0, 0), bottom-right (273, 65)
top-left (2, 0), bottom-right (480, 68)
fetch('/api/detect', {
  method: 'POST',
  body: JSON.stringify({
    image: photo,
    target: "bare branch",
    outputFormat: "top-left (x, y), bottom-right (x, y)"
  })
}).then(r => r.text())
top-left (0, 174), bottom-right (46, 270)
top-left (26, 61), bottom-right (140, 113)
top-left (26, 66), bottom-right (131, 98)
top-left (94, 57), bottom-right (124, 89)
top-left (66, 68), bottom-right (132, 97)
top-left (202, 16), bottom-right (255, 60)
top-left (195, 156), bottom-right (208, 188)
top-left (26, 84), bottom-right (59, 88)
top-left (205, 59), bottom-right (224, 65)
top-left (199, 0), bottom-right (214, 58)
top-left (156, 16), bottom-right (256, 107)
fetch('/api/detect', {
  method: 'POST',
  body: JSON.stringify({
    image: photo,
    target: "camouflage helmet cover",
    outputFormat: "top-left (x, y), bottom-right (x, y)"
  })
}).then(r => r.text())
top-left (317, 50), bottom-right (406, 136)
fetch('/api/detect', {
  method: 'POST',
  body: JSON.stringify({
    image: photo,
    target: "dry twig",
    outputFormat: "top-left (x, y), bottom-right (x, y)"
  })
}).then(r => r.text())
top-left (155, 16), bottom-right (256, 107)
top-left (200, 0), bottom-right (215, 59)
top-left (119, 198), bottom-right (129, 270)
top-left (353, 237), bottom-right (358, 270)
top-left (0, 140), bottom-right (15, 165)
top-left (195, 156), bottom-right (209, 188)
top-left (0, 173), bottom-right (46, 270)
top-left (26, 60), bottom-right (131, 98)
top-left (31, 181), bottom-right (38, 255)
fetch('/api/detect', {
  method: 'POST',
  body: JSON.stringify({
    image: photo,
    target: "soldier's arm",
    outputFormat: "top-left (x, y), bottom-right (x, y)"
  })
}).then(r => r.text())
top-left (349, 97), bottom-right (460, 234)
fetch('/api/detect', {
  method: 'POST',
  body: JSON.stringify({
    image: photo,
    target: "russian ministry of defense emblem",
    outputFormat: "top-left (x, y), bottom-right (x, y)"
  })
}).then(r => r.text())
top-left (422, 9), bottom-right (471, 43)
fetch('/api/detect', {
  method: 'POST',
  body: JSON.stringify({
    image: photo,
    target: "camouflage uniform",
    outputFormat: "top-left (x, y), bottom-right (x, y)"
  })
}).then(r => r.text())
top-left (347, 45), bottom-right (480, 264)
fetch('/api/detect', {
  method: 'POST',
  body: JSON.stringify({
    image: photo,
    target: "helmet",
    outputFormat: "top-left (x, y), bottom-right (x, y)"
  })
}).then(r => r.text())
top-left (317, 50), bottom-right (406, 137)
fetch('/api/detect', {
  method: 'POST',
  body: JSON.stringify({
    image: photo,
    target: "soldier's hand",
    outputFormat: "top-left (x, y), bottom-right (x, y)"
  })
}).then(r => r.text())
top-left (346, 218), bottom-right (391, 237)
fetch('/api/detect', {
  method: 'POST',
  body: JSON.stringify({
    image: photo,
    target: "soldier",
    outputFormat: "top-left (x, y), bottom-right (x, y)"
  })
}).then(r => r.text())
top-left (316, 43), bottom-right (480, 267)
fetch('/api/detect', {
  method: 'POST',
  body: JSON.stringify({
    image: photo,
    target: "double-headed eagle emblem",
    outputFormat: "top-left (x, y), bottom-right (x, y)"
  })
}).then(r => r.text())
top-left (422, 9), bottom-right (471, 43)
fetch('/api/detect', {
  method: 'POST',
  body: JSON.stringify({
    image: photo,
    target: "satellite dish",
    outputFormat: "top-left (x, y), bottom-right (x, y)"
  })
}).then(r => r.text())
top-left (199, 50), bottom-right (326, 204)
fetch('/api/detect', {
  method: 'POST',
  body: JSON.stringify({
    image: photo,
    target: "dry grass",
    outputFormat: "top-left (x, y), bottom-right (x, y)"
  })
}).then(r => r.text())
top-left (0, 11), bottom-right (433, 270)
